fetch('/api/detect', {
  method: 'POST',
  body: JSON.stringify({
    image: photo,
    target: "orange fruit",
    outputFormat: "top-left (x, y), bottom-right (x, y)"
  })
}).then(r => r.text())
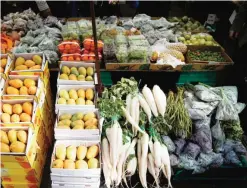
top-left (68, 56), bottom-right (74, 61)
top-left (61, 56), bottom-right (68, 61)
top-left (65, 44), bottom-right (70, 50)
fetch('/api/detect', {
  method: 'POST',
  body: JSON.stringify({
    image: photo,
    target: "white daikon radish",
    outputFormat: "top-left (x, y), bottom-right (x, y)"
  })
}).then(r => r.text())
top-left (161, 144), bottom-right (172, 188)
top-left (102, 155), bottom-right (111, 188)
top-left (147, 153), bottom-right (160, 187)
top-left (159, 87), bottom-right (167, 114)
top-left (102, 138), bottom-right (112, 169)
top-left (121, 107), bottom-right (145, 134)
top-left (126, 94), bottom-right (132, 113)
top-left (153, 85), bottom-right (166, 117)
top-left (153, 139), bottom-right (162, 168)
top-left (138, 94), bottom-right (152, 122)
top-left (126, 157), bottom-right (137, 176)
top-left (148, 139), bottom-right (154, 157)
top-left (139, 133), bottom-right (149, 188)
top-left (134, 100), bottom-right (140, 136)
top-left (130, 96), bottom-right (138, 135)
top-left (142, 85), bottom-right (158, 117)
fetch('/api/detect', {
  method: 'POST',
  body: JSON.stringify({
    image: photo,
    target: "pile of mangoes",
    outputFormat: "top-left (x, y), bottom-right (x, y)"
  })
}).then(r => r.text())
top-left (59, 66), bottom-right (94, 82)
top-left (6, 78), bottom-right (37, 95)
top-left (14, 55), bottom-right (42, 71)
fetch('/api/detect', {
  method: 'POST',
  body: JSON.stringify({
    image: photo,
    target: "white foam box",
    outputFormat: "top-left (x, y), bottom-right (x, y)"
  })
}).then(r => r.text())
top-left (9, 52), bottom-right (46, 73)
top-left (55, 85), bottom-right (96, 114)
top-left (54, 109), bottom-right (101, 141)
top-left (51, 181), bottom-right (100, 188)
top-left (50, 174), bottom-right (100, 184)
top-left (0, 126), bottom-right (32, 156)
top-left (2, 75), bottom-right (44, 101)
top-left (50, 140), bottom-right (101, 177)
top-left (57, 61), bottom-right (95, 85)
top-left (0, 99), bottom-right (39, 129)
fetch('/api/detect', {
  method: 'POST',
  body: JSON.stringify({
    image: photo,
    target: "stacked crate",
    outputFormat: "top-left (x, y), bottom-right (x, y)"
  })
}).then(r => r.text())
top-left (50, 61), bottom-right (101, 188)
top-left (0, 53), bottom-right (55, 188)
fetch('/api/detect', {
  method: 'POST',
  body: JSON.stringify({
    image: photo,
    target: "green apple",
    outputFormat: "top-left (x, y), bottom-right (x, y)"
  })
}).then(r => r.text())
top-left (205, 35), bottom-right (213, 41)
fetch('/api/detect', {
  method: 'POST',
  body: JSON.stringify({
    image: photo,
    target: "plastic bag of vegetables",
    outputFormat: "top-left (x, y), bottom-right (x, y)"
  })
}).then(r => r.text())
top-left (211, 120), bottom-right (225, 153)
top-left (116, 45), bottom-right (128, 63)
top-left (128, 46), bottom-right (149, 60)
top-left (115, 34), bottom-right (128, 46)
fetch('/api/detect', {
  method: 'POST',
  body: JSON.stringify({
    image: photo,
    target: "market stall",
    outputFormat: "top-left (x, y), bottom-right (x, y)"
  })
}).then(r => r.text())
top-left (1, 2), bottom-right (247, 188)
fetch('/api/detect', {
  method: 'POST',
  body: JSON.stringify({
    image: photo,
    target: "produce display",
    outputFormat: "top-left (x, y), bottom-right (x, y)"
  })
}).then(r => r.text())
top-left (0, 56), bottom-right (8, 73)
top-left (98, 78), bottom-right (247, 188)
top-left (1, 102), bottom-right (33, 123)
top-left (5, 78), bottom-right (37, 95)
top-left (188, 50), bottom-right (226, 62)
top-left (1, 33), bottom-right (14, 54)
top-left (13, 55), bottom-right (43, 71)
top-left (52, 144), bottom-right (100, 169)
top-left (57, 88), bottom-right (94, 105)
top-left (56, 112), bottom-right (98, 130)
top-left (59, 66), bottom-right (94, 82)
top-left (0, 129), bottom-right (27, 153)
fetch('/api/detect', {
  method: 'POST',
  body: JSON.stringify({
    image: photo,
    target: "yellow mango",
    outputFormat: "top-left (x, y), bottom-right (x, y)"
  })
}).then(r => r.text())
top-left (88, 158), bottom-right (99, 169)
top-left (85, 88), bottom-right (94, 100)
top-left (10, 141), bottom-right (26, 153)
top-left (76, 98), bottom-right (85, 105)
top-left (23, 79), bottom-right (35, 88)
top-left (8, 130), bottom-right (17, 143)
top-left (67, 99), bottom-right (76, 105)
top-left (85, 125), bottom-right (98, 129)
top-left (22, 102), bottom-right (33, 115)
top-left (86, 145), bottom-right (99, 159)
top-left (85, 118), bottom-right (98, 127)
top-left (77, 89), bottom-right (85, 99)
top-left (86, 67), bottom-right (94, 76)
top-left (7, 86), bottom-right (19, 95)
top-left (58, 119), bottom-right (71, 126)
top-left (17, 130), bottom-right (27, 144)
top-left (68, 74), bottom-right (77, 80)
top-left (15, 65), bottom-right (28, 70)
top-left (11, 114), bottom-right (20, 123)
top-left (59, 89), bottom-right (70, 100)
top-left (83, 112), bottom-right (96, 122)
top-left (78, 67), bottom-right (86, 76)
top-left (66, 146), bottom-right (76, 161)
top-left (52, 159), bottom-right (64, 168)
top-left (20, 113), bottom-right (31, 122)
top-left (69, 89), bottom-right (78, 100)
top-left (72, 125), bottom-right (84, 129)
top-left (59, 73), bottom-right (69, 80)
top-left (8, 79), bottom-right (23, 89)
top-left (28, 86), bottom-right (37, 95)
top-left (24, 60), bottom-right (35, 68)
top-left (15, 57), bottom-right (25, 67)
top-left (32, 55), bottom-right (42, 65)
top-left (0, 130), bottom-right (9, 144)
top-left (1, 142), bottom-right (10, 152)
top-left (1, 113), bottom-right (11, 123)
top-left (86, 100), bottom-right (94, 105)
top-left (61, 66), bottom-right (70, 75)
top-left (29, 65), bottom-right (41, 70)
top-left (56, 145), bottom-right (66, 160)
top-left (77, 75), bottom-right (85, 81)
top-left (12, 104), bottom-right (23, 114)
top-left (2, 104), bottom-right (13, 115)
top-left (71, 112), bottom-right (84, 121)
top-left (64, 160), bottom-right (75, 169)
top-left (71, 120), bottom-right (84, 128)
top-left (86, 76), bottom-right (93, 81)
top-left (57, 125), bottom-right (70, 129)
top-left (58, 98), bottom-right (66, 104)
top-left (19, 86), bottom-right (28, 95)
top-left (1, 58), bottom-right (7, 68)
top-left (77, 146), bottom-right (87, 160)
top-left (75, 160), bottom-right (88, 169)
top-left (59, 113), bottom-right (72, 121)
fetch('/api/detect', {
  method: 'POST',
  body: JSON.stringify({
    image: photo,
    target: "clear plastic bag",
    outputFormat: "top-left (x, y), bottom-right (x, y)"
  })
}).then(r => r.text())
top-left (38, 37), bottom-right (56, 51)
top-left (216, 97), bottom-right (239, 121)
top-left (224, 150), bottom-right (242, 166)
top-left (115, 35), bottom-right (128, 46)
top-left (20, 36), bottom-right (34, 45)
top-left (62, 26), bottom-right (79, 41)
top-left (149, 17), bottom-right (175, 29)
top-left (27, 47), bottom-right (40, 53)
top-left (182, 142), bottom-right (201, 159)
top-left (30, 34), bottom-right (46, 47)
top-left (116, 45), bottom-right (128, 63)
top-left (127, 35), bottom-right (146, 41)
top-left (103, 43), bottom-right (116, 60)
top-left (140, 23), bottom-right (154, 34)
top-left (44, 50), bottom-right (59, 64)
top-left (170, 154), bottom-right (180, 166)
top-left (174, 138), bottom-right (186, 155)
top-left (194, 85), bottom-right (222, 102)
top-left (128, 46), bottom-right (148, 60)
top-left (162, 136), bottom-right (176, 153)
top-left (211, 120), bottom-right (225, 153)
top-left (133, 14), bottom-right (151, 28)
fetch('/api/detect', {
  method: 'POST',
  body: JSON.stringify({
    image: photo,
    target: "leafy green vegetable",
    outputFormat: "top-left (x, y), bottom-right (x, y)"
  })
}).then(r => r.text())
top-left (221, 120), bottom-right (244, 141)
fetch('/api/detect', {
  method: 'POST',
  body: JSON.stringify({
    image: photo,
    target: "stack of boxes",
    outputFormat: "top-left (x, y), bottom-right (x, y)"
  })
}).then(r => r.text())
top-left (50, 61), bottom-right (101, 188)
top-left (0, 53), bottom-right (55, 188)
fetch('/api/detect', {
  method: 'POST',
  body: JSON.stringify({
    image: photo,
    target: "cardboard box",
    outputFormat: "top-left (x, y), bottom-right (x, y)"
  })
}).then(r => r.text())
top-left (0, 54), bottom-right (12, 80)
top-left (2, 75), bottom-right (44, 101)
top-left (57, 62), bottom-right (95, 85)
top-left (50, 140), bottom-right (101, 177)
top-left (0, 99), bottom-right (40, 130)
top-left (55, 85), bottom-right (96, 113)
top-left (55, 109), bottom-right (101, 141)
top-left (2, 182), bottom-right (39, 188)
top-left (9, 53), bottom-right (50, 87)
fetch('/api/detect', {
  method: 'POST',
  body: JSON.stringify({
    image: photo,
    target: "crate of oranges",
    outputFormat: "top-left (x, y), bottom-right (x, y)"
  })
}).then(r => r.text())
top-left (58, 40), bottom-right (81, 55)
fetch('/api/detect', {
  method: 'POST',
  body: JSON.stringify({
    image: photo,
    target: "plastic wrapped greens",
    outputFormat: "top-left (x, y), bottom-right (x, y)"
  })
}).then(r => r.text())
top-left (77, 19), bottom-right (91, 30)
top-left (115, 35), bottom-right (128, 46)
top-left (44, 50), bottom-right (59, 64)
top-left (192, 117), bottom-right (213, 154)
top-left (144, 30), bottom-right (159, 45)
top-left (20, 36), bottom-right (34, 45)
top-left (140, 23), bottom-right (154, 34)
top-left (170, 154), bottom-right (180, 166)
top-left (178, 154), bottom-right (199, 171)
top-left (211, 120), bottom-right (225, 153)
top-left (127, 35), bottom-right (146, 41)
top-left (216, 97), bottom-right (239, 121)
top-left (149, 17), bottom-right (175, 29)
top-left (27, 47), bottom-right (40, 53)
top-left (133, 14), bottom-right (151, 28)
top-left (128, 39), bottom-right (149, 47)
top-left (103, 43), bottom-right (116, 60)
top-left (233, 141), bottom-right (247, 155)
top-left (128, 46), bottom-right (148, 60)
top-left (38, 37), bottom-right (56, 51)
top-left (62, 26), bottom-right (79, 40)
top-left (182, 142), bottom-right (201, 159)
top-left (162, 136), bottom-right (176, 153)
top-left (116, 45), bottom-right (128, 63)
top-left (224, 150), bottom-right (242, 166)
top-left (174, 138), bottom-right (186, 155)
top-left (30, 34), bottom-right (46, 47)
top-left (213, 86), bottom-right (238, 104)
top-left (13, 44), bottom-right (29, 53)
top-left (194, 85), bottom-right (222, 102)
top-left (221, 120), bottom-right (244, 141)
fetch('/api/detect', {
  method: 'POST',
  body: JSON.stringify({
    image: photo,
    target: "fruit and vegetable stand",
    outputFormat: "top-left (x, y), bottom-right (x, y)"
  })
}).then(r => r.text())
top-left (1, 3), bottom-right (247, 188)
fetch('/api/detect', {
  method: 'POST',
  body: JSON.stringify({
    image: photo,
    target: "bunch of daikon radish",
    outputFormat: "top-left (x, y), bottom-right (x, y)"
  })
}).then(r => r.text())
top-left (102, 85), bottom-right (172, 188)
